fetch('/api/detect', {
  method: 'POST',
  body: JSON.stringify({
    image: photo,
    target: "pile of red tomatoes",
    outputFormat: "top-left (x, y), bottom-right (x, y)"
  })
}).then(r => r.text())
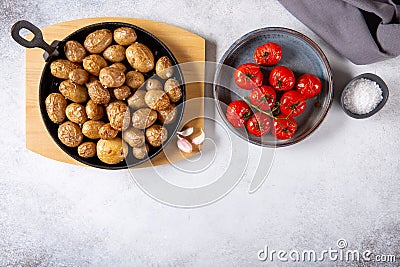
top-left (226, 42), bottom-right (322, 140)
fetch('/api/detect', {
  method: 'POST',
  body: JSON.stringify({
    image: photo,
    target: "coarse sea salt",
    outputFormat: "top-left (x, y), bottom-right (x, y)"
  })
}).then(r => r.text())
top-left (343, 78), bottom-right (383, 115)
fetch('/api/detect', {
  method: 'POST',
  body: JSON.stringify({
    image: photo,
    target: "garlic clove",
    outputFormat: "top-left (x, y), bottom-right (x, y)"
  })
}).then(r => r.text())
top-left (177, 127), bottom-right (194, 137)
top-left (177, 136), bottom-right (193, 153)
top-left (192, 128), bottom-right (205, 145)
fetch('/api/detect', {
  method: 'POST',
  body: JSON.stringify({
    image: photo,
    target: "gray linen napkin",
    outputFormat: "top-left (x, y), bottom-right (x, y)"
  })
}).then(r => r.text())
top-left (278, 0), bottom-right (400, 65)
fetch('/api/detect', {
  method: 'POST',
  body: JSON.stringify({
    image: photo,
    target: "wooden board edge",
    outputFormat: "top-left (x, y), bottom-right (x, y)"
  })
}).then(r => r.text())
top-left (25, 17), bottom-right (206, 169)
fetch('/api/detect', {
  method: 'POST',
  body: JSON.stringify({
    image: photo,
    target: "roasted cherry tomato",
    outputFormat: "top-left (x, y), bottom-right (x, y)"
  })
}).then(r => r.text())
top-left (253, 42), bottom-right (282, 66)
top-left (234, 63), bottom-right (263, 90)
top-left (226, 100), bottom-right (252, 128)
top-left (280, 91), bottom-right (307, 117)
top-left (249, 85), bottom-right (277, 111)
top-left (246, 113), bottom-right (272, 137)
top-left (269, 66), bottom-right (295, 91)
top-left (272, 115), bottom-right (297, 140)
top-left (296, 73), bottom-right (322, 99)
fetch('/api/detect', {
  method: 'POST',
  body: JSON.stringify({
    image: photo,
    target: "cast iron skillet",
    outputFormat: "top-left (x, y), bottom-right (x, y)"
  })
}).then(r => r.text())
top-left (11, 20), bottom-right (186, 170)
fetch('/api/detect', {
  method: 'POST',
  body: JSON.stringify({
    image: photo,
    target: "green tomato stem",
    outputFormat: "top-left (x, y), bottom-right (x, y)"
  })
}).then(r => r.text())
top-left (242, 97), bottom-right (275, 119)
top-left (242, 97), bottom-right (294, 122)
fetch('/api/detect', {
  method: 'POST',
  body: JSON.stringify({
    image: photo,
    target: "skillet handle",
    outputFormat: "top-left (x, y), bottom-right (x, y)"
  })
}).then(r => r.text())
top-left (11, 20), bottom-right (59, 60)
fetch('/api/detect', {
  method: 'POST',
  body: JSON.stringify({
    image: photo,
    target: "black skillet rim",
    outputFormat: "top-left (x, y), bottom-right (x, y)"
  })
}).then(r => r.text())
top-left (38, 21), bottom-right (186, 170)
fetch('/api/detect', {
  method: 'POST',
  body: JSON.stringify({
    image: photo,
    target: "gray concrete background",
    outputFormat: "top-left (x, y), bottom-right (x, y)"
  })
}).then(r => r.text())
top-left (0, 0), bottom-right (399, 266)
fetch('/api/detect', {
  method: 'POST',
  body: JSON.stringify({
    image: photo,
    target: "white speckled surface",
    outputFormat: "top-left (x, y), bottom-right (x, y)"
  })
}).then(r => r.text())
top-left (1, 0), bottom-right (399, 266)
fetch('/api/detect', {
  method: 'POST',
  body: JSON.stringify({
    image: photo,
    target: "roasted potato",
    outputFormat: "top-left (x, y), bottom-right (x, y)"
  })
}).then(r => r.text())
top-left (58, 121), bottom-right (83, 147)
top-left (50, 59), bottom-right (81, 79)
top-left (106, 101), bottom-right (130, 131)
top-left (59, 80), bottom-right (88, 103)
top-left (126, 42), bottom-right (154, 73)
top-left (47, 27), bottom-right (184, 164)
top-left (65, 103), bottom-right (87, 124)
top-left (132, 143), bottom-right (149, 160)
top-left (87, 80), bottom-right (111, 105)
top-left (113, 85), bottom-right (131, 100)
top-left (109, 62), bottom-right (127, 73)
top-left (155, 56), bottom-right (174, 79)
top-left (144, 90), bottom-right (170, 110)
top-left (99, 66), bottom-right (125, 88)
top-left (77, 142), bottom-right (96, 158)
top-left (103, 45), bottom-right (126, 63)
top-left (122, 127), bottom-right (145, 148)
top-left (145, 124), bottom-right (168, 147)
top-left (45, 93), bottom-right (67, 124)
top-left (125, 71), bottom-right (145, 89)
top-left (127, 90), bottom-right (147, 110)
top-left (114, 27), bottom-right (137, 46)
top-left (85, 75), bottom-right (98, 86)
top-left (158, 104), bottom-right (177, 125)
top-left (69, 69), bottom-right (89, 85)
top-left (84, 29), bottom-right (113, 54)
top-left (83, 54), bottom-right (108, 76)
top-left (82, 120), bottom-right (106, 139)
top-left (85, 99), bottom-right (104, 120)
top-left (146, 78), bottom-right (163, 91)
top-left (131, 108), bottom-right (157, 129)
top-left (64, 40), bottom-right (86, 63)
top-left (164, 78), bottom-right (182, 102)
top-left (98, 123), bottom-right (119, 140)
top-left (97, 137), bottom-right (128, 164)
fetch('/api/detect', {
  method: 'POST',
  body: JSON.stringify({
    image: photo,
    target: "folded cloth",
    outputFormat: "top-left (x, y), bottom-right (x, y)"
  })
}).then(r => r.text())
top-left (278, 0), bottom-right (400, 65)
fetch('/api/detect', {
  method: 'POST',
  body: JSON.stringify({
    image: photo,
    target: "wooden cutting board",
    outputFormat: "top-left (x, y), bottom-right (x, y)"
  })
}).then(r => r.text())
top-left (26, 17), bottom-right (205, 168)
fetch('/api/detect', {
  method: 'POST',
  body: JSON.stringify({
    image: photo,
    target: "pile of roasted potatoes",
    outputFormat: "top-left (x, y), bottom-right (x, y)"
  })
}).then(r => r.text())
top-left (45, 26), bottom-right (182, 164)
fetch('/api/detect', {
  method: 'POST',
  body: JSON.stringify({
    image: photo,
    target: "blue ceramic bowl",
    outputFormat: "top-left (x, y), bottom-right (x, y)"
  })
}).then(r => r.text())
top-left (213, 27), bottom-right (334, 147)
